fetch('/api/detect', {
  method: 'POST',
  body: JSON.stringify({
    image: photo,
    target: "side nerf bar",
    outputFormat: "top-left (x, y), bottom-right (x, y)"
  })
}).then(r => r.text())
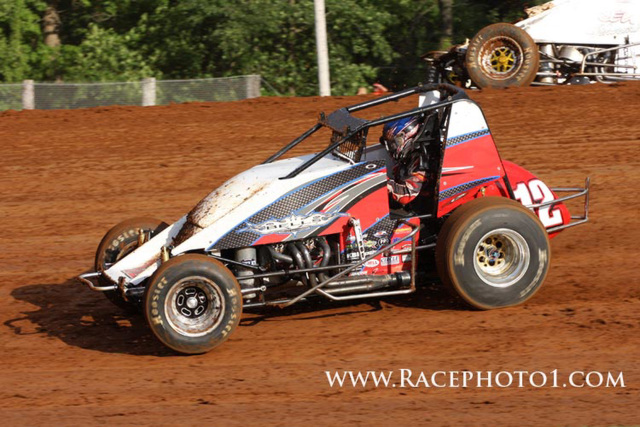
top-left (525, 177), bottom-right (591, 234)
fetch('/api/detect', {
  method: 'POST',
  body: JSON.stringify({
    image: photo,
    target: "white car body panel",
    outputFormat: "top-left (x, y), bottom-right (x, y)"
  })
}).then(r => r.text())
top-left (103, 216), bottom-right (186, 285)
top-left (445, 100), bottom-right (489, 139)
top-left (516, 0), bottom-right (640, 45)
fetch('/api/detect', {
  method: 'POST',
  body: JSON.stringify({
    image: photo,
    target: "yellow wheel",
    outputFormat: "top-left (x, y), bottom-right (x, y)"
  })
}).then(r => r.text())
top-left (465, 23), bottom-right (539, 88)
top-left (489, 47), bottom-right (516, 73)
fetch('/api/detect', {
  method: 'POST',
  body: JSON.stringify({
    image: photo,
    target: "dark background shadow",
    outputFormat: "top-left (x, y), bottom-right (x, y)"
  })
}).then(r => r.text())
top-left (5, 278), bottom-right (464, 355)
top-left (5, 278), bottom-right (173, 356)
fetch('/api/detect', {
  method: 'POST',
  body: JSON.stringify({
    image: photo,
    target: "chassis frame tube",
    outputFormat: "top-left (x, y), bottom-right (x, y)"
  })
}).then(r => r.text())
top-left (77, 272), bottom-right (117, 292)
top-left (277, 220), bottom-right (421, 307)
top-left (279, 84), bottom-right (465, 180)
top-left (579, 42), bottom-right (640, 77)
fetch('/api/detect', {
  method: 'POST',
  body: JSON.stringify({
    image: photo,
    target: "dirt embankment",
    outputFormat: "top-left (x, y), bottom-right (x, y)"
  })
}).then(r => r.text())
top-left (0, 82), bottom-right (639, 425)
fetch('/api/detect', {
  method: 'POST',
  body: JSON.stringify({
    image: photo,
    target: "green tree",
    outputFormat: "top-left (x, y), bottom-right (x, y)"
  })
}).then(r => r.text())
top-left (0, 0), bottom-right (49, 82)
top-left (0, 0), bottom-right (551, 93)
top-left (142, 0), bottom-right (395, 96)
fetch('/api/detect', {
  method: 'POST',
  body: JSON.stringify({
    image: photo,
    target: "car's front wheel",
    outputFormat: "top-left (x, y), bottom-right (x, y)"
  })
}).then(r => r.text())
top-left (95, 217), bottom-right (168, 311)
top-left (436, 197), bottom-right (550, 309)
top-left (465, 23), bottom-right (539, 88)
top-left (144, 254), bottom-right (242, 354)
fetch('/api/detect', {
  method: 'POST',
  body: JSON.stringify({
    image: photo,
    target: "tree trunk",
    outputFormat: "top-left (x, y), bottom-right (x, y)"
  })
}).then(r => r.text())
top-left (43, 2), bottom-right (61, 48)
top-left (438, 0), bottom-right (453, 50)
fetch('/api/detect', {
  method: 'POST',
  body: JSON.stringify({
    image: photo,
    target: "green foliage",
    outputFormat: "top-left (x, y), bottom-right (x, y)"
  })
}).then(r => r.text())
top-left (0, 0), bottom-right (47, 82)
top-left (59, 23), bottom-right (154, 81)
top-left (0, 0), bottom-right (550, 93)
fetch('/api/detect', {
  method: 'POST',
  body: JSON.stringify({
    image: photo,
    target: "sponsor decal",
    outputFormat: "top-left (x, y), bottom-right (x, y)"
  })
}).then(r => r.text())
top-left (381, 255), bottom-right (400, 266)
top-left (365, 259), bottom-right (380, 268)
top-left (394, 226), bottom-right (412, 235)
top-left (374, 230), bottom-right (388, 238)
top-left (347, 250), bottom-right (376, 260)
top-left (240, 212), bottom-right (346, 236)
top-left (349, 271), bottom-right (367, 276)
top-left (364, 240), bottom-right (377, 248)
top-left (377, 237), bottom-right (389, 245)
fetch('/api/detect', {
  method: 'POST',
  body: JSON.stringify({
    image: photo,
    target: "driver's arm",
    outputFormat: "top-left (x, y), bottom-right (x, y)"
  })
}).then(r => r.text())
top-left (387, 169), bottom-right (427, 205)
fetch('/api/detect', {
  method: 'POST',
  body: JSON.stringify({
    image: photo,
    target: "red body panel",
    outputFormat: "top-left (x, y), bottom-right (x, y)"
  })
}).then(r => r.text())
top-left (437, 133), bottom-right (509, 217)
top-left (504, 161), bottom-right (571, 236)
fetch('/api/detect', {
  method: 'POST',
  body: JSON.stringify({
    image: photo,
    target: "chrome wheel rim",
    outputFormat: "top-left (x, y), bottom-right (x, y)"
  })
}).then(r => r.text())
top-left (473, 228), bottom-right (530, 288)
top-left (164, 276), bottom-right (225, 337)
top-left (480, 36), bottom-right (523, 80)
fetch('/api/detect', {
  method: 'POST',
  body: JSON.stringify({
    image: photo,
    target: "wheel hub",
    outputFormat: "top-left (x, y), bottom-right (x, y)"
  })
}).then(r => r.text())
top-left (480, 36), bottom-right (523, 79)
top-left (473, 229), bottom-right (530, 288)
top-left (175, 286), bottom-right (209, 318)
top-left (186, 296), bottom-right (198, 309)
top-left (165, 277), bottom-right (225, 337)
top-left (490, 47), bottom-right (516, 73)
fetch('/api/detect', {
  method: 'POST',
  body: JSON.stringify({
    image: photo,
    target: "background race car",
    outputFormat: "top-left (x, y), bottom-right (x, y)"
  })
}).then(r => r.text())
top-left (424, 0), bottom-right (640, 88)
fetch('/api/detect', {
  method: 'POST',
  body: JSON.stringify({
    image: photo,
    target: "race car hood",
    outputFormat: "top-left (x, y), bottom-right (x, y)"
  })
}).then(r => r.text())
top-left (170, 153), bottom-right (352, 254)
top-left (103, 153), bottom-right (352, 285)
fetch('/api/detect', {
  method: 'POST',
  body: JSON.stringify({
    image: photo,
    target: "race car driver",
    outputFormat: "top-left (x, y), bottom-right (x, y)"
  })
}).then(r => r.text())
top-left (380, 116), bottom-right (428, 206)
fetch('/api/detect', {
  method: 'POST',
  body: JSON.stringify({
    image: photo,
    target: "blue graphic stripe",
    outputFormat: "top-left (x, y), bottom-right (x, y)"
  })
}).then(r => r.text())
top-left (439, 176), bottom-right (500, 201)
top-left (446, 129), bottom-right (490, 149)
top-left (205, 162), bottom-right (372, 251)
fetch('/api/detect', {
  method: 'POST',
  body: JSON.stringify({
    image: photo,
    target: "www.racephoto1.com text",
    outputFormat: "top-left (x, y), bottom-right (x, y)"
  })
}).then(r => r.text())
top-left (325, 369), bottom-right (626, 389)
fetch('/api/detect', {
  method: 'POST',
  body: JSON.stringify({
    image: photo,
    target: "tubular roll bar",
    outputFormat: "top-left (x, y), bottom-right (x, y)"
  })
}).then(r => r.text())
top-left (262, 123), bottom-right (322, 164)
top-left (261, 83), bottom-right (468, 179)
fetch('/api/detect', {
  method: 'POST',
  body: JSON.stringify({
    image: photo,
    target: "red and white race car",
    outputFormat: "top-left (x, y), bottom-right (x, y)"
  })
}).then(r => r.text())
top-left (425, 0), bottom-right (640, 88)
top-left (78, 84), bottom-right (589, 354)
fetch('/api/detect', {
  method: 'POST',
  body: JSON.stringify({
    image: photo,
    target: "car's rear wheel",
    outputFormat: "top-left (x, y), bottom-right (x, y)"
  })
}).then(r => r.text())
top-left (144, 254), bottom-right (242, 354)
top-left (436, 197), bottom-right (550, 309)
top-left (465, 23), bottom-right (539, 88)
top-left (95, 217), bottom-right (168, 311)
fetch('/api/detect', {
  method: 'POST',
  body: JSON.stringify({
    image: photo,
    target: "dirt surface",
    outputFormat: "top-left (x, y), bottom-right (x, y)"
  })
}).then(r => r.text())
top-left (1, 83), bottom-right (639, 426)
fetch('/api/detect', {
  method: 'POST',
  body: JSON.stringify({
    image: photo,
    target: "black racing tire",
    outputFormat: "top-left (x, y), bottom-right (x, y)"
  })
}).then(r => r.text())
top-left (144, 254), bottom-right (242, 354)
top-left (465, 23), bottom-right (539, 88)
top-left (95, 217), bottom-right (168, 311)
top-left (435, 197), bottom-right (550, 310)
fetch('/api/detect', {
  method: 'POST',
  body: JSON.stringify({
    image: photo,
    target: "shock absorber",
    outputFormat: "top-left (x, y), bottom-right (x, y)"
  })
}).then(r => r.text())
top-left (235, 247), bottom-right (257, 288)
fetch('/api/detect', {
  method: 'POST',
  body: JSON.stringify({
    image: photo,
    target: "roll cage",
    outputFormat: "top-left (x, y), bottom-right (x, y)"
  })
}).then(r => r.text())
top-left (262, 83), bottom-right (469, 180)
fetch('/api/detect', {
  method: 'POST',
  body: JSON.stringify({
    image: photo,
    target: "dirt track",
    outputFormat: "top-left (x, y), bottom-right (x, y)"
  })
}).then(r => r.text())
top-left (1, 83), bottom-right (639, 425)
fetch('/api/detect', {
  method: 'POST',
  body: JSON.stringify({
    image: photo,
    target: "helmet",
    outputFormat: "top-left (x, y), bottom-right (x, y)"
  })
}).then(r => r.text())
top-left (381, 116), bottom-right (422, 160)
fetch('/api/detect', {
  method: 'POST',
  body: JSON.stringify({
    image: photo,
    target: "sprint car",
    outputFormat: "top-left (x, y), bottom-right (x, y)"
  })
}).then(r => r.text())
top-left (78, 83), bottom-right (589, 354)
top-left (424, 0), bottom-right (640, 88)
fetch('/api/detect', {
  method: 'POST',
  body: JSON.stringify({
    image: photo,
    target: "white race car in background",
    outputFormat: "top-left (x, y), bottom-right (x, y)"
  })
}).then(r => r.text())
top-left (424, 0), bottom-right (640, 88)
